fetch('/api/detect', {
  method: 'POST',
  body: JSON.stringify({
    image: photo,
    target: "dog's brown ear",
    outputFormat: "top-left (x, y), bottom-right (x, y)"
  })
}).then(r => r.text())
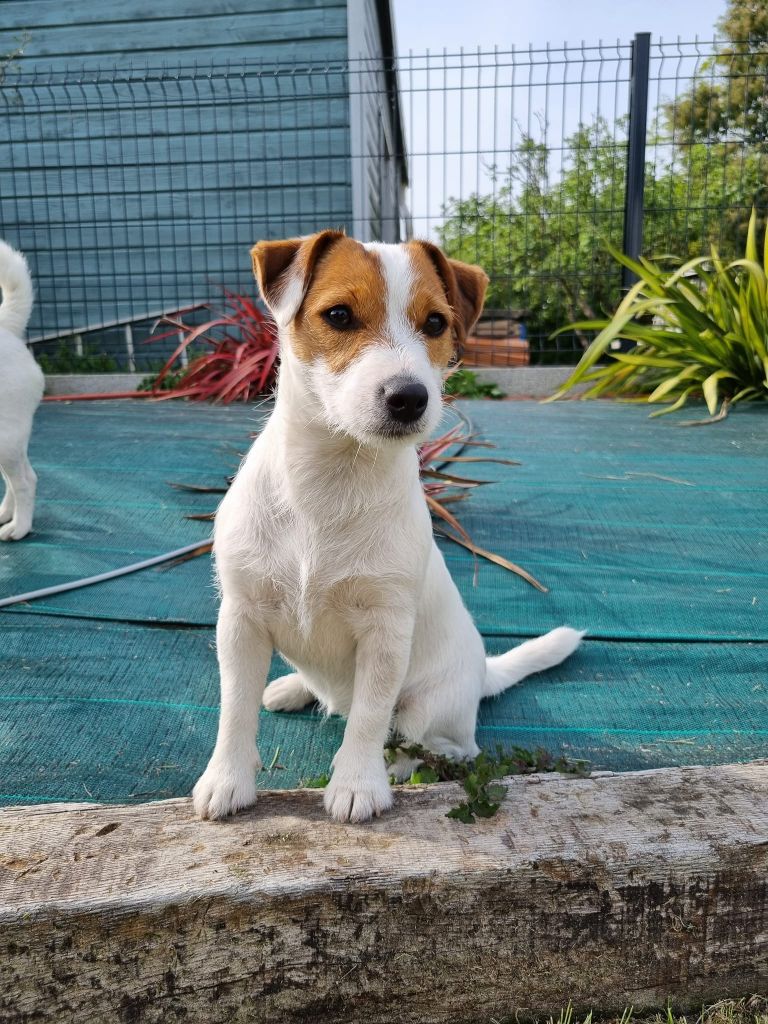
top-left (447, 258), bottom-right (489, 341)
top-left (251, 230), bottom-right (345, 325)
top-left (411, 240), bottom-right (489, 344)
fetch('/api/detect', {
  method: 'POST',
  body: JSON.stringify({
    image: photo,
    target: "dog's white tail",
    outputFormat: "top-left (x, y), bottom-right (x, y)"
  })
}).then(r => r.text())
top-left (483, 626), bottom-right (585, 698)
top-left (0, 240), bottom-right (34, 338)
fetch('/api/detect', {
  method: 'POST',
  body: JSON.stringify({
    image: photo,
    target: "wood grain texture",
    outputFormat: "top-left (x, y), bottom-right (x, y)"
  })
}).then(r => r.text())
top-left (0, 6), bottom-right (347, 62)
top-left (1, 0), bottom-right (342, 31)
top-left (1, 762), bottom-right (767, 1022)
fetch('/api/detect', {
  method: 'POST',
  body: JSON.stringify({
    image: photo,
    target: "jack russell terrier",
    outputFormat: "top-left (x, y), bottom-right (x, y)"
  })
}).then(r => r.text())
top-left (193, 231), bottom-right (583, 824)
top-left (0, 240), bottom-right (43, 541)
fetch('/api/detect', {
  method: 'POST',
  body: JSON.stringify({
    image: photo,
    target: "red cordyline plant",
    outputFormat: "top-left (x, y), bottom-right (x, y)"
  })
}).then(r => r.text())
top-left (147, 289), bottom-right (279, 402)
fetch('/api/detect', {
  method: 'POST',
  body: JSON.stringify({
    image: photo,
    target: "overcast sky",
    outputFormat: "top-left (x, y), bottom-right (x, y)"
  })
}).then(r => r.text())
top-left (391, 0), bottom-right (726, 55)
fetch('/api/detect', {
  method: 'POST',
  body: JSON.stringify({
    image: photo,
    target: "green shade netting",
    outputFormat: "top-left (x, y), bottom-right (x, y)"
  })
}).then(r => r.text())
top-left (1, 399), bottom-right (766, 805)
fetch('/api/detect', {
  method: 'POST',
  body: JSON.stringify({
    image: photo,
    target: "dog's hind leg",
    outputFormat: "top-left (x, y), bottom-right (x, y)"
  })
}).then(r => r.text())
top-left (262, 672), bottom-right (315, 712)
top-left (0, 468), bottom-right (13, 524)
top-left (0, 453), bottom-right (37, 541)
top-left (390, 688), bottom-right (481, 779)
top-left (386, 734), bottom-right (480, 782)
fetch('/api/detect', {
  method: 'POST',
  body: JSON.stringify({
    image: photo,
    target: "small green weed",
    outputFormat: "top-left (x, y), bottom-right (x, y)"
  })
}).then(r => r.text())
top-left (138, 369), bottom-right (186, 392)
top-left (300, 772), bottom-right (331, 789)
top-left (444, 369), bottom-right (506, 400)
top-left (407, 765), bottom-right (439, 785)
top-left (301, 743), bottom-right (589, 824)
top-left (487, 996), bottom-right (768, 1024)
top-left (389, 741), bottom-right (589, 823)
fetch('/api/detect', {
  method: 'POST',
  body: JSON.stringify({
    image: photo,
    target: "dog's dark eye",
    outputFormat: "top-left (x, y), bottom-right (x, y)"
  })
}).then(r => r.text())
top-left (322, 305), bottom-right (354, 330)
top-left (423, 312), bottom-right (447, 337)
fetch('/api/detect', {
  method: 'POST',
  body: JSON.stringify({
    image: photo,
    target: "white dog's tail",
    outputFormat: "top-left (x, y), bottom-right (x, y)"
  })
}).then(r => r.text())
top-left (483, 626), bottom-right (585, 698)
top-left (0, 240), bottom-right (34, 338)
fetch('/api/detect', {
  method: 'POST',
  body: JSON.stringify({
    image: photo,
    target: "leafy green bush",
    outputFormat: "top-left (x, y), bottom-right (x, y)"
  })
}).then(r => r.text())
top-left (137, 369), bottom-right (185, 392)
top-left (438, 122), bottom-right (767, 354)
top-left (36, 342), bottom-right (119, 375)
top-left (549, 208), bottom-right (768, 419)
top-left (444, 368), bottom-right (506, 400)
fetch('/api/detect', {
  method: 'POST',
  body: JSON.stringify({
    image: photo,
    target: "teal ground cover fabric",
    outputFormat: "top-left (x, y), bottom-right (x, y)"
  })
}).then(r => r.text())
top-left (2, 615), bottom-right (766, 806)
top-left (0, 401), bottom-right (253, 625)
top-left (2, 400), bottom-right (765, 640)
top-left (0, 398), bottom-right (766, 806)
top-left (447, 400), bottom-right (767, 642)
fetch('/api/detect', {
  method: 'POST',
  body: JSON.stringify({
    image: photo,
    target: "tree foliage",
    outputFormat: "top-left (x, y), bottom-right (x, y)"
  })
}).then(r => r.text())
top-left (663, 0), bottom-right (768, 144)
top-left (438, 120), bottom-right (626, 349)
top-left (437, 1), bottom-right (768, 354)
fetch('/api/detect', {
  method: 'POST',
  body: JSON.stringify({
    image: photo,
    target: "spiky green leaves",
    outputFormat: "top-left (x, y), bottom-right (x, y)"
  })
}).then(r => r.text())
top-left (548, 208), bottom-right (768, 420)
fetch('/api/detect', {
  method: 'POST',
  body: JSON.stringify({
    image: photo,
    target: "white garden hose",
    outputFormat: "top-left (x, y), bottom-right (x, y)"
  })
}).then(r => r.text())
top-left (0, 406), bottom-right (474, 611)
top-left (0, 539), bottom-right (212, 609)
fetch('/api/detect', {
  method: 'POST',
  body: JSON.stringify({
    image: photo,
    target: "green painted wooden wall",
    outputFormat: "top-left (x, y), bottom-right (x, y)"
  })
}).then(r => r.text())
top-left (1, 0), bottom-right (349, 70)
top-left (0, 0), bottom-right (362, 347)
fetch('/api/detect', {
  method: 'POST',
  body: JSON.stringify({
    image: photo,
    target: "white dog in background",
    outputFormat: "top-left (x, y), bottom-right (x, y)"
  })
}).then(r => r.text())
top-left (0, 240), bottom-right (44, 541)
top-left (193, 231), bottom-right (583, 824)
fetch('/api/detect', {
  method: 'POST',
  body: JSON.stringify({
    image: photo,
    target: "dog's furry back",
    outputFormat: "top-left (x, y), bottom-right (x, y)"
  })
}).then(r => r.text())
top-left (0, 240), bottom-right (34, 339)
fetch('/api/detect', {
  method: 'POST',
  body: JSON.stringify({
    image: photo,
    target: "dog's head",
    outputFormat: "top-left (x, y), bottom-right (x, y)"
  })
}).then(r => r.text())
top-left (251, 231), bottom-right (488, 445)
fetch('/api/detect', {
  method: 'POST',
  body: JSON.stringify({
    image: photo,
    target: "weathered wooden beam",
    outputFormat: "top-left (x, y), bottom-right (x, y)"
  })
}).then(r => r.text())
top-left (1, 762), bottom-right (767, 1023)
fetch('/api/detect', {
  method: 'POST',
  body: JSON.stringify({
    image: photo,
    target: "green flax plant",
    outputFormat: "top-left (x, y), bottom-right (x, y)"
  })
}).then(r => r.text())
top-left (548, 208), bottom-right (768, 420)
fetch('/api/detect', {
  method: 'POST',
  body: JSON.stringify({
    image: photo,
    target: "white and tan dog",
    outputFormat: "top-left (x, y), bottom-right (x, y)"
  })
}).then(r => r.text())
top-left (0, 240), bottom-right (43, 542)
top-left (193, 231), bottom-right (582, 824)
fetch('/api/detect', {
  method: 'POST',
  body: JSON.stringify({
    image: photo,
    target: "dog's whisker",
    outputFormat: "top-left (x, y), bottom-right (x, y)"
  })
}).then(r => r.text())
top-left (302, 408), bottom-right (328, 429)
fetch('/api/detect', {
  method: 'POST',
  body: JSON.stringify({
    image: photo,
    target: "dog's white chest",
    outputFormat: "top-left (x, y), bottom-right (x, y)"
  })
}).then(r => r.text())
top-left (216, 456), bottom-right (431, 688)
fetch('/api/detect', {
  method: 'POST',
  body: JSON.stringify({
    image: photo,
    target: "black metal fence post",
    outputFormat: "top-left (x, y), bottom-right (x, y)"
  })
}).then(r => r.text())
top-left (622, 32), bottom-right (651, 291)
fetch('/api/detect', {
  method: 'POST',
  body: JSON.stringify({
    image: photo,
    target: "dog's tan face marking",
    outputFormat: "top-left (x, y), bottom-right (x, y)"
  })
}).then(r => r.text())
top-left (251, 232), bottom-right (489, 376)
top-left (404, 242), bottom-right (457, 368)
top-left (289, 237), bottom-right (455, 374)
top-left (292, 237), bottom-right (390, 374)
top-left (407, 240), bottom-right (490, 350)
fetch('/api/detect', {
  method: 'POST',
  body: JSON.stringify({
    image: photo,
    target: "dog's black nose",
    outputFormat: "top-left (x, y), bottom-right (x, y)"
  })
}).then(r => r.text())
top-left (384, 381), bottom-right (429, 423)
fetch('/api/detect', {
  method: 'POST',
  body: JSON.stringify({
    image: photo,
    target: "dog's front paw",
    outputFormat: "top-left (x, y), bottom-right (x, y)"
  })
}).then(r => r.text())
top-left (0, 518), bottom-right (31, 541)
top-left (192, 753), bottom-right (260, 820)
top-left (324, 760), bottom-right (394, 823)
